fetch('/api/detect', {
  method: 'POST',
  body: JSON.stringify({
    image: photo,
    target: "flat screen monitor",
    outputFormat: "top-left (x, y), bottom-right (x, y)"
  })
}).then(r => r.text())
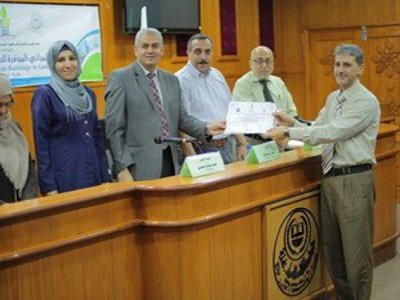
top-left (124, 0), bottom-right (200, 34)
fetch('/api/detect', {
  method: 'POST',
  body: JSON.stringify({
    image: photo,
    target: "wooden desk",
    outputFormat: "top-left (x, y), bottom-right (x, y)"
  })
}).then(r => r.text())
top-left (0, 124), bottom-right (398, 300)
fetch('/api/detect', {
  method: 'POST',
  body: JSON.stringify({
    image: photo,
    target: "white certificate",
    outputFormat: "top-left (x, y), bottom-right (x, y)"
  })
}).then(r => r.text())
top-left (224, 101), bottom-right (276, 135)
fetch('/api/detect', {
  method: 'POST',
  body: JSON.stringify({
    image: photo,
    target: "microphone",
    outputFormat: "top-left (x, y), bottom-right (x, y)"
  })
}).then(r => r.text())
top-left (154, 136), bottom-right (198, 144)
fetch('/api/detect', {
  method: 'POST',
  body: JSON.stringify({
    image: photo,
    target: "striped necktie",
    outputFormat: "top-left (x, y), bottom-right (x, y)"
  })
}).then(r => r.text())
top-left (321, 94), bottom-right (346, 175)
top-left (147, 72), bottom-right (169, 136)
top-left (259, 80), bottom-right (274, 103)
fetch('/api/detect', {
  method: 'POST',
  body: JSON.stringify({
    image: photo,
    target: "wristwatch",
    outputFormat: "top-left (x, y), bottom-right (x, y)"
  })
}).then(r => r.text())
top-left (283, 127), bottom-right (290, 138)
top-left (205, 123), bottom-right (213, 142)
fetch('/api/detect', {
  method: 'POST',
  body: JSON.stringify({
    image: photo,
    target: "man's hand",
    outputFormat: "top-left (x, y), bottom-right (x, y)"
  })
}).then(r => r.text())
top-left (267, 127), bottom-right (289, 146)
top-left (273, 111), bottom-right (295, 127)
top-left (236, 144), bottom-right (247, 161)
top-left (180, 131), bottom-right (197, 156)
top-left (117, 168), bottom-right (134, 182)
top-left (206, 121), bottom-right (226, 135)
top-left (235, 134), bottom-right (247, 161)
top-left (46, 190), bottom-right (58, 196)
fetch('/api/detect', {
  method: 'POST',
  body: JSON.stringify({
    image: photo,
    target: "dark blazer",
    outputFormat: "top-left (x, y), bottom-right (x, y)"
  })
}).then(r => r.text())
top-left (105, 62), bottom-right (207, 180)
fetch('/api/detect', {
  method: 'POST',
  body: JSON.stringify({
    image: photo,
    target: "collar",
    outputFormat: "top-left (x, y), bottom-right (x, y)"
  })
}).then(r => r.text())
top-left (340, 79), bottom-right (361, 100)
top-left (249, 71), bottom-right (270, 83)
top-left (187, 61), bottom-right (211, 78)
top-left (137, 61), bottom-right (158, 77)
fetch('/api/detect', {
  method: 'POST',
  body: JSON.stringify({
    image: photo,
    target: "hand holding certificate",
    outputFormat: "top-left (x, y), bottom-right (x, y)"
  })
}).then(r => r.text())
top-left (224, 101), bottom-right (277, 135)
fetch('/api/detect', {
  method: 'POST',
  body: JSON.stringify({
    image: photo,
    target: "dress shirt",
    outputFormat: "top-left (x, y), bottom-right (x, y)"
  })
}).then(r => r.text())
top-left (232, 71), bottom-right (298, 117)
top-left (175, 62), bottom-right (231, 122)
top-left (175, 62), bottom-right (236, 164)
top-left (289, 80), bottom-right (380, 167)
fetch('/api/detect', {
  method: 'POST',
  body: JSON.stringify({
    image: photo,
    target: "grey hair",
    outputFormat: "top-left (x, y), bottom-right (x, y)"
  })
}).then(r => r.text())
top-left (135, 28), bottom-right (163, 46)
top-left (335, 44), bottom-right (364, 65)
top-left (186, 33), bottom-right (213, 51)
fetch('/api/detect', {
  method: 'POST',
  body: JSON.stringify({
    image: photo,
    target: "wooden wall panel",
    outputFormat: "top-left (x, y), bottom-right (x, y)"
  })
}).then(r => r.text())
top-left (301, 0), bottom-right (400, 29)
top-left (279, 72), bottom-right (307, 116)
top-left (304, 29), bottom-right (356, 119)
top-left (366, 26), bottom-right (400, 122)
top-left (304, 25), bottom-right (400, 122)
top-left (273, 0), bottom-right (400, 200)
top-left (0, 189), bottom-right (144, 300)
top-left (273, 0), bottom-right (304, 74)
top-left (272, 0), bottom-right (306, 115)
top-left (303, 25), bottom-right (400, 199)
top-left (273, 0), bottom-right (400, 118)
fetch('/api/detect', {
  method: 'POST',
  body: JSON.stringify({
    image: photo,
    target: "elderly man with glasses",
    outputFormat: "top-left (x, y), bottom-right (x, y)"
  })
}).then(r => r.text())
top-left (232, 46), bottom-right (298, 144)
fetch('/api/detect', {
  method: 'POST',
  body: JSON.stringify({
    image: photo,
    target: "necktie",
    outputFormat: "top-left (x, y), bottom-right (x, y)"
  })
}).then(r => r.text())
top-left (321, 95), bottom-right (346, 174)
top-left (147, 73), bottom-right (169, 136)
top-left (259, 80), bottom-right (274, 103)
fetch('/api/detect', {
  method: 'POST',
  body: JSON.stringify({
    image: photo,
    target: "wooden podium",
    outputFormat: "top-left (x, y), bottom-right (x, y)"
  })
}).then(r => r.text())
top-left (0, 124), bottom-right (398, 300)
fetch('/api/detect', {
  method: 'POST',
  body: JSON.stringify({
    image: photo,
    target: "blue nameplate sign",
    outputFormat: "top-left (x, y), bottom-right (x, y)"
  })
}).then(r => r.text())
top-left (180, 152), bottom-right (225, 177)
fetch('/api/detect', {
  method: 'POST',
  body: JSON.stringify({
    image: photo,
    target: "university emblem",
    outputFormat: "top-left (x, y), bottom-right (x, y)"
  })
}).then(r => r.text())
top-left (273, 208), bottom-right (319, 296)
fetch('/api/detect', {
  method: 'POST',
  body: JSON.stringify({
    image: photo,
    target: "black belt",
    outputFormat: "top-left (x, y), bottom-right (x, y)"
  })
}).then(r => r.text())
top-left (325, 164), bottom-right (372, 177)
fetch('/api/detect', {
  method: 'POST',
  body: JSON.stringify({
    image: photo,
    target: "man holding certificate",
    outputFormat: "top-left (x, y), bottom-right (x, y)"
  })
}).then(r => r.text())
top-left (232, 46), bottom-right (298, 144)
top-left (267, 44), bottom-right (380, 300)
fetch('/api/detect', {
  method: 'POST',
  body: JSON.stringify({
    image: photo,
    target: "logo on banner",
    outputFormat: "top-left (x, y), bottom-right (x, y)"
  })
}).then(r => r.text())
top-left (273, 207), bottom-right (319, 296)
top-left (30, 11), bottom-right (44, 32)
top-left (0, 6), bottom-right (12, 37)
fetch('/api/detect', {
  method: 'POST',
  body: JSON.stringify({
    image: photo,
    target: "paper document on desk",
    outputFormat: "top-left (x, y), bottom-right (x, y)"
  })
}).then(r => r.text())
top-left (224, 101), bottom-right (276, 135)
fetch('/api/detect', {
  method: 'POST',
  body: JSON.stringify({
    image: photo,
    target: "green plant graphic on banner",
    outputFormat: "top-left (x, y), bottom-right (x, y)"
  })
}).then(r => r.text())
top-left (0, 7), bottom-right (11, 35)
top-left (76, 29), bottom-right (103, 82)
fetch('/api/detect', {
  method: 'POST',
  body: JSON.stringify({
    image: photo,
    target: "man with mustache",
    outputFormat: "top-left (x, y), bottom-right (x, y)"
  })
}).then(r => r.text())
top-left (232, 46), bottom-right (298, 145)
top-left (175, 33), bottom-right (247, 163)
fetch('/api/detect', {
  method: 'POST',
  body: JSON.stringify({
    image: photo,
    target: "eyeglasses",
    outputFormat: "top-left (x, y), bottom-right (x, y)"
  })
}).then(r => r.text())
top-left (0, 100), bottom-right (14, 109)
top-left (252, 58), bottom-right (274, 66)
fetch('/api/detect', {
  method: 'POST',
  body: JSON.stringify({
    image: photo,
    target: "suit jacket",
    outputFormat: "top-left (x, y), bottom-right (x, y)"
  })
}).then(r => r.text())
top-left (105, 62), bottom-right (207, 180)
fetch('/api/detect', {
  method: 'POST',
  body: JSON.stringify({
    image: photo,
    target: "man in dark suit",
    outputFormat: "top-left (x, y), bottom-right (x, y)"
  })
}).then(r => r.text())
top-left (105, 28), bottom-right (225, 181)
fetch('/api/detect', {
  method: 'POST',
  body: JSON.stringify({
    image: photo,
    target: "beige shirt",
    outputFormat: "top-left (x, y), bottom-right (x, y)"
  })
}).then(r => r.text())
top-left (289, 80), bottom-right (380, 166)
